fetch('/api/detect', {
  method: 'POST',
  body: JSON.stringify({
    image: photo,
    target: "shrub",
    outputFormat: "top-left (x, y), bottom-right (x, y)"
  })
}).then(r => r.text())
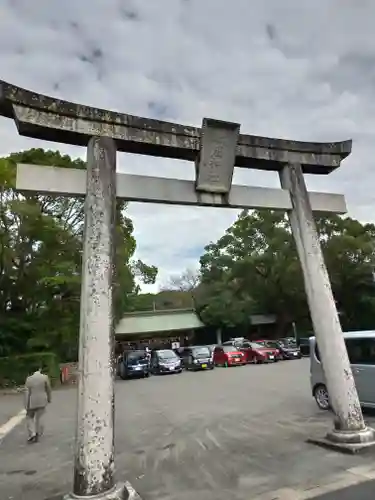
top-left (0, 352), bottom-right (60, 388)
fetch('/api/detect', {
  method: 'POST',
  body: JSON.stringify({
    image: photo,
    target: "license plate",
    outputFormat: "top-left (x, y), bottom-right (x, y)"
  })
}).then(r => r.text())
top-left (234, 358), bottom-right (240, 362)
top-left (269, 355), bottom-right (274, 359)
top-left (293, 352), bottom-right (298, 356)
top-left (169, 366), bottom-right (174, 371)
top-left (201, 364), bottom-right (207, 368)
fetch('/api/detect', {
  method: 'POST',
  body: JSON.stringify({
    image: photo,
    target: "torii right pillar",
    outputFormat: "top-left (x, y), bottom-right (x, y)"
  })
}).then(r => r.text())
top-left (280, 162), bottom-right (375, 452)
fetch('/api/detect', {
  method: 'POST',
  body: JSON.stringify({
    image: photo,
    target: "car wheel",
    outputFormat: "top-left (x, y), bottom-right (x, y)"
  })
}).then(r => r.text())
top-left (314, 384), bottom-right (330, 410)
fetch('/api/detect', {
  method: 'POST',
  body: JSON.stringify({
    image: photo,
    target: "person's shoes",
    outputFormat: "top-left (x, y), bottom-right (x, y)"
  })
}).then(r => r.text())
top-left (27, 435), bottom-right (37, 443)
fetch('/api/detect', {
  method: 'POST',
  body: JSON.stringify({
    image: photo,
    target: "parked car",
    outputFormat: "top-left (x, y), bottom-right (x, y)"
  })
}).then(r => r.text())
top-left (279, 337), bottom-right (297, 346)
top-left (253, 340), bottom-right (282, 361)
top-left (213, 345), bottom-right (246, 367)
top-left (150, 349), bottom-right (183, 375)
top-left (181, 346), bottom-right (214, 371)
top-left (310, 331), bottom-right (375, 410)
top-left (222, 339), bottom-right (277, 364)
top-left (245, 341), bottom-right (280, 363)
top-left (298, 337), bottom-right (311, 357)
top-left (222, 340), bottom-right (252, 363)
top-left (276, 340), bottom-right (302, 360)
top-left (118, 350), bottom-right (150, 380)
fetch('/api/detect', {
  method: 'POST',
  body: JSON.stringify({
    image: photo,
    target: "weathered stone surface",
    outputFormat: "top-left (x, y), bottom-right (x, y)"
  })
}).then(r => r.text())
top-left (16, 164), bottom-right (348, 213)
top-left (0, 80), bottom-right (351, 174)
top-left (63, 482), bottom-right (137, 500)
top-left (195, 118), bottom-right (239, 194)
top-left (73, 137), bottom-right (117, 497)
top-left (280, 163), bottom-right (368, 435)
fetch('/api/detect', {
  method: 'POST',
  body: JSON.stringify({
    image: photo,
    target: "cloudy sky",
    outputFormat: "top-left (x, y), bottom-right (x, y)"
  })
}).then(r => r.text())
top-left (1, 0), bottom-right (374, 291)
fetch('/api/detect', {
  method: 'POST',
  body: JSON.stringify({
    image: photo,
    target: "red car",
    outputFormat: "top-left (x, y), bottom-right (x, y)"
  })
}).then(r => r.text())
top-left (249, 341), bottom-right (280, 363)
top-left (222, 339), bottom-right (278, 364)
top-left (213, 345), bottom-right (246, 367)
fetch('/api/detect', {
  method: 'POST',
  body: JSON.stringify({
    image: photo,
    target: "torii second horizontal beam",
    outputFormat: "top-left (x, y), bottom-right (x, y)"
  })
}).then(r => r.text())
top-left (16, 164), bottom-right (347, 213)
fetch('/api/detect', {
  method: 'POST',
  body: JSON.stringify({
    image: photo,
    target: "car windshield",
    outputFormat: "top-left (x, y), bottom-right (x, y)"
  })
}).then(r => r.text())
top-left (127, 351), bottom-right (147, 364)
top-left (158, 350), bottom-right (177, 360)
top-left (283, 342), bottom-right (296, 349)
top-left (265, 341), bottom-right (278, 348)
top-left (250, 342), bottom-right (265, 349)
top-left (223, 345), bottom-right (238, 353)
top-left (192, 347), bottom-right (210, 357)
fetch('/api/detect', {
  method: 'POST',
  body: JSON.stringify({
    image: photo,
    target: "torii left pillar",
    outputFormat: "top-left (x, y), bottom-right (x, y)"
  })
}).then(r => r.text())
top-left (65, 137), bottom-right (127, 500)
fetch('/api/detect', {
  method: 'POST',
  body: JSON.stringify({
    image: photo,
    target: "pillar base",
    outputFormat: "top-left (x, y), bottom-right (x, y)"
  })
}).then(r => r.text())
top-left (63, 482), bottom-right (142, 500)
top-left (307, 426), bottom-right (375, 454)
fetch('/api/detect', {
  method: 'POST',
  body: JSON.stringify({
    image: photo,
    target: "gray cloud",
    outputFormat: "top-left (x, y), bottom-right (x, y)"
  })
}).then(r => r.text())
top-left (1, 0), bottom-right (375, 290)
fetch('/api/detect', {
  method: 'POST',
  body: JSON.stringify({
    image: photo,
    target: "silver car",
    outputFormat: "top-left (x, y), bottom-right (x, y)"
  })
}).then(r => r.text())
top-left (310, 331), bottom-right (375, 410)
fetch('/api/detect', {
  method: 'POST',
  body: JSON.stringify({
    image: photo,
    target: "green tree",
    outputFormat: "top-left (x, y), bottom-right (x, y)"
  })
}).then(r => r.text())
top-left (315, 214), bottom-right (375, 331)
top-left (195, 277), bottom-right (254, 334)
top-left (198, 209), bottom-right (375, 336)
top-left (0, 149), bottom-right (157, 360)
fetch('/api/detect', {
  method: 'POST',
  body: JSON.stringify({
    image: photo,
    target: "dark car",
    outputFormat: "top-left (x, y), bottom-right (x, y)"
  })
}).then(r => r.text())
top-left (275, 340), bottom-right (302, 360)
top-left (297, 337), bottom-right (311, 357)
top-left (279, 337), bottom-right (297, 346)
top-left (150, 349), bottom-right (182, 375)
top-left (118, 350), bottom-right (150, 380)
top-left (182, 346), bottom-right (214, 371)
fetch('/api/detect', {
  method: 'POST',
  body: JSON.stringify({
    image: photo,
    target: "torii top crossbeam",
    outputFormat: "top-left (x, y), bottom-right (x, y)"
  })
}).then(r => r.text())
top-left (0, 80), bottom-right (351, 175)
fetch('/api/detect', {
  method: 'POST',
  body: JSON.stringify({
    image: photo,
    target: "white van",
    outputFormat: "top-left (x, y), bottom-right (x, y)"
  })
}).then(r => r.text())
top-left (310, 331), bottom-right (375, 410)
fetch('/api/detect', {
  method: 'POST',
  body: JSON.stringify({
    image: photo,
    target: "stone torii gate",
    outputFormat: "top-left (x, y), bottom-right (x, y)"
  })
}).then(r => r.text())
top-left (1, 81), bottom-right (374, 499)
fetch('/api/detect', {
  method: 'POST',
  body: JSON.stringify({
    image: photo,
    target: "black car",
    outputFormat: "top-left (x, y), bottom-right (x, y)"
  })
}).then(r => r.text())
top-left (150, 349), bottom-right (182, 375)
top-left (276, 340), bottom-right (302, 360)
top-left (181, 346), bottom-right (214, 371)
top-left (297, 337), bottom-right (311, 357)
top-left (118, 350), bottom-right (150, 379)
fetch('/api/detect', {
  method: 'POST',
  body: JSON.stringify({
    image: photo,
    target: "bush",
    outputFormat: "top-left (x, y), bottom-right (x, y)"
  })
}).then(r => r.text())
top-left (0, 352), bottom-right (60, 388)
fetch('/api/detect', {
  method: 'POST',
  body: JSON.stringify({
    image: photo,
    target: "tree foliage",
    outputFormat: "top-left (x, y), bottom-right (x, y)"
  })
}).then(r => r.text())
top-left (128, 289), bottom-right (195, 312)
top-left (0, 149), bottom-right (157, 360)
top-left (198, 209), bottom-right (375, 336)
top-left (161, 268), bottom-right (200, 293)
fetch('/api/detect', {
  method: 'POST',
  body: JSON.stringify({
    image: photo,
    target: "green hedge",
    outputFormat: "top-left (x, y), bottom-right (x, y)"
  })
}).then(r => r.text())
top-left (0, 352), bottom-right (60, 388)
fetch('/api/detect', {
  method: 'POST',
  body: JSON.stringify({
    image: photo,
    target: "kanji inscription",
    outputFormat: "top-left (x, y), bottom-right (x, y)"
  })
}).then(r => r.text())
top-left (195, 118), bottom-right (240, 194)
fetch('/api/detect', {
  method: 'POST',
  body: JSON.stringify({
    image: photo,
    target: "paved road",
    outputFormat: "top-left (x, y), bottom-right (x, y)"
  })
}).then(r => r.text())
top-left (311, 479), bottom-right (375, 499)
top-left (1, 359), bottom-right (375, 499)
top-left (0, 393), bottom-right (25, 426)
